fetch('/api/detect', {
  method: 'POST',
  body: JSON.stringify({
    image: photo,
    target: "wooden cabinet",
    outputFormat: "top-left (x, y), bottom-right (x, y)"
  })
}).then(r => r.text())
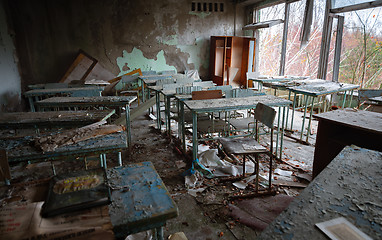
top-left (209, 36), bottom-right (256, 87)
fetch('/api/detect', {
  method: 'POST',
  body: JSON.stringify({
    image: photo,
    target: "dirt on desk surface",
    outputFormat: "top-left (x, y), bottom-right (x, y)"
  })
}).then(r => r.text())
top-left (0, 114), bottom-right (310, 240)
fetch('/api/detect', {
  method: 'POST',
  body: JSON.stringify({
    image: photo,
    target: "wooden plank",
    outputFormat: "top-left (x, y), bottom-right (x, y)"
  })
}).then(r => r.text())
top-left (192, 90), bottom-right (222, 100)
top-left (59, 50), bottom-right (98, 83)
top-left (0, 110), bottom-right (115, 129)
top-left (34, 122), bottom-right (125, 152)
top-left (108, 69), bottom-right (142, 84)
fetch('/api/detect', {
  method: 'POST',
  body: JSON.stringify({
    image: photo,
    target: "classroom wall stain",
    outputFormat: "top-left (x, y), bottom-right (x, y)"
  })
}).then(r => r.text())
top-left (116, 47), bottom-right (177, 76)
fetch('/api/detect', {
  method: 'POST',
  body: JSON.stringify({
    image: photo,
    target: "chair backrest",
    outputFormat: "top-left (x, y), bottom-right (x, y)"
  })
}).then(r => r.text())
top-left (162, 83), bottom-right (184, 91)
top-left (192, 90), bottom-right (223, 100)
top-left (160, 70), bottom-right (176, 75)
top-left (141, 70), bottom-right (156, 76)
top-left (71, 89), bottom-right (102, 97)
top-left (226, 88), bottom-right (265, 98)
top-left (176, 86), bottom-right (202, 94)
top-left (44, 83), bottom-right (68, 89)
top-left (208, 85), bottom-right (233, 95)
top-left (192, 81), bottom-right (215, 88)
top-left (156, 78), bottom-right (176, 86)
top-left (254, 103), bottom-right (276, 128)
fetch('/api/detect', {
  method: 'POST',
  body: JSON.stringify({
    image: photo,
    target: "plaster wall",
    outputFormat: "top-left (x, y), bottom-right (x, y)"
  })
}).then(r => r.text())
top-left (0, 0), bottom-right (22, 112)
top-left (8, 0), bottom-right (246, 90)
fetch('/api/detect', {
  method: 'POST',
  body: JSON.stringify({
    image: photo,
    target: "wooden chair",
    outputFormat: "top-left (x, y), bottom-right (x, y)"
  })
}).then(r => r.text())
top-left (218, 102), bottom-right (276, 195)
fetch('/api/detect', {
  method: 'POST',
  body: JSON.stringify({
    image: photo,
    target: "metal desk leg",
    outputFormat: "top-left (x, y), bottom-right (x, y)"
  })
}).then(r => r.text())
top-left (192, 111), bottom-right (198, 161)
top-left (275, 107), bottom-right (281, 157)
top-left (166, 96), bottom-right (171, 136)
top-left (348, 90), bottom-right (354, 108)
top-left (280, 106), bottom-right (286, 159)
top-left (28, 97), bottom-right (36, 112)
top-left (118, 152), bottom-right (122, 166)
top-left (154, 226), bottom-right (164, 240)
top-left (181, 102), bottom-right (186, 154)
top-left (177, 99), bottom-right (181, 139)
top-left (156, 91), bottom-right (161, 130)
top-left (141, 79), bottom-right (146, 103)
top-left (300, 95), bottom-right (309, 141)
top-left (51, 162), bottom-right (56, 175)
top-left (291, 92), bottom-right (297, 130)
top-left (103, 154), bottom-right (107, 169)
top-left (341, 91), bottom-right (347, 109)
top-left (100, 154), bottom-right (104, 168)
top-left (285, 90), bottom-right (291, 130)
top-left (305, 96), bottom-right (315, 143)
top-left (125, 104), bottom-right (132, 151)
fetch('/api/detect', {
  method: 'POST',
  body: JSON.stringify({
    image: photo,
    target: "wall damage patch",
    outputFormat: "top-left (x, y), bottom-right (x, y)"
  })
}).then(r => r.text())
top-left (188, 11), bottom-right (211, 18)
top-left (178, 37), bottom-right (209, 73)
top-left (116, 47), bottom-right (177, 76)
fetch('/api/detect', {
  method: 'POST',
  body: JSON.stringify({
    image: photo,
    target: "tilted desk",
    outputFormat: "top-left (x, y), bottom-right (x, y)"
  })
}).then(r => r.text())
top-left (312, 109), bottom-right (382, 178)
top-left (35, 96), bottom-right (137, 150)
top-left (183, 95), bottom-right (292, 161)
top-left (108, 161), bottom-right (178, 240)
top-left (258, 146), bottom-right (382, 239)
top-left (0, 110), bottom-right (115, 130)
top-left (24, 87), bottom-right (104, 111)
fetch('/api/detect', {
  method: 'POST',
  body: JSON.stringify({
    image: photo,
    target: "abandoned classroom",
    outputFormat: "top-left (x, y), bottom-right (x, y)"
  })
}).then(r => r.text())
top-left (0, 0), bottom-right (382, 239)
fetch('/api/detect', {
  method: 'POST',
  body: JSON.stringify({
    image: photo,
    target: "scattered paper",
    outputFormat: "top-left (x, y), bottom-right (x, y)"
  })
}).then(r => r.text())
top-left (274, 169), bottom-right (293, 177)
top-left (316, 217), bottom-right (372, 240)
top-left (187, 188), bottom-right (206, 197)
top-left (0, 202), bottom-right (114, 240)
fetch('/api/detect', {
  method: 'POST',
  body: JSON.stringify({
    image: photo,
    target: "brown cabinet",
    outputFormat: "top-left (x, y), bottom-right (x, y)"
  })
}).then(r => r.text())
top-left (209, 36), bottom-right (256, 87)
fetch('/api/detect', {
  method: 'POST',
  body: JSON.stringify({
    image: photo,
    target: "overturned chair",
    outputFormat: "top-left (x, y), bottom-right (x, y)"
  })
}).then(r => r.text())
top-left (218, 102), bottom-right (276, 197)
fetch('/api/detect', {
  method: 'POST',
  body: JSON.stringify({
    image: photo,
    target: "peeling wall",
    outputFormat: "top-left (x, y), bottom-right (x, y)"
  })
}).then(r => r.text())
top-left (0, 0), bottom-right (22, 112)
top-left (6, 0), bottom-right (246, 91)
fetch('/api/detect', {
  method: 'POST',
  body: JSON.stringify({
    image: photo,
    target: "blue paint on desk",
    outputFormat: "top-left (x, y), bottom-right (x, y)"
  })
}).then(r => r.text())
top-left (107, 162), bottom-right (178, 239)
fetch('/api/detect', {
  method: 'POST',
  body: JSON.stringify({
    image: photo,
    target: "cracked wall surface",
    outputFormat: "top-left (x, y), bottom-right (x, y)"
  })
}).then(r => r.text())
top-left (6, 0), bottom-right (245, 96)
top-left (0, 0), bottom-right (22, 112)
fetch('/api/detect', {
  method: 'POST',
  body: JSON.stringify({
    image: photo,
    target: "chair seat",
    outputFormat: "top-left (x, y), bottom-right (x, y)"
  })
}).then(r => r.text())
top-left (219, 137), bottom-right (267, 155)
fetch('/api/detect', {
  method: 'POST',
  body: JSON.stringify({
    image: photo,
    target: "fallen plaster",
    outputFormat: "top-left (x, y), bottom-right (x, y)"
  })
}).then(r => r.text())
top-left (116, 47), bottom-right (177, 76)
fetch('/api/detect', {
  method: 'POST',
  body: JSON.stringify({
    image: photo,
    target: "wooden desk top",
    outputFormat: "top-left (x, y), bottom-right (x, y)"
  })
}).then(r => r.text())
top-left (258, 146), bottom-right (382, 239)
top-left (314, 109), bottom-right (382, 134)
top-left (0, 110), bottom-right (115, 129)
top-left (107, 162), bottom-right (178, 238)
top-left (36, 96), bottom-right (137, 107)
top-left (184, 95), bottom-right (292, 112)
